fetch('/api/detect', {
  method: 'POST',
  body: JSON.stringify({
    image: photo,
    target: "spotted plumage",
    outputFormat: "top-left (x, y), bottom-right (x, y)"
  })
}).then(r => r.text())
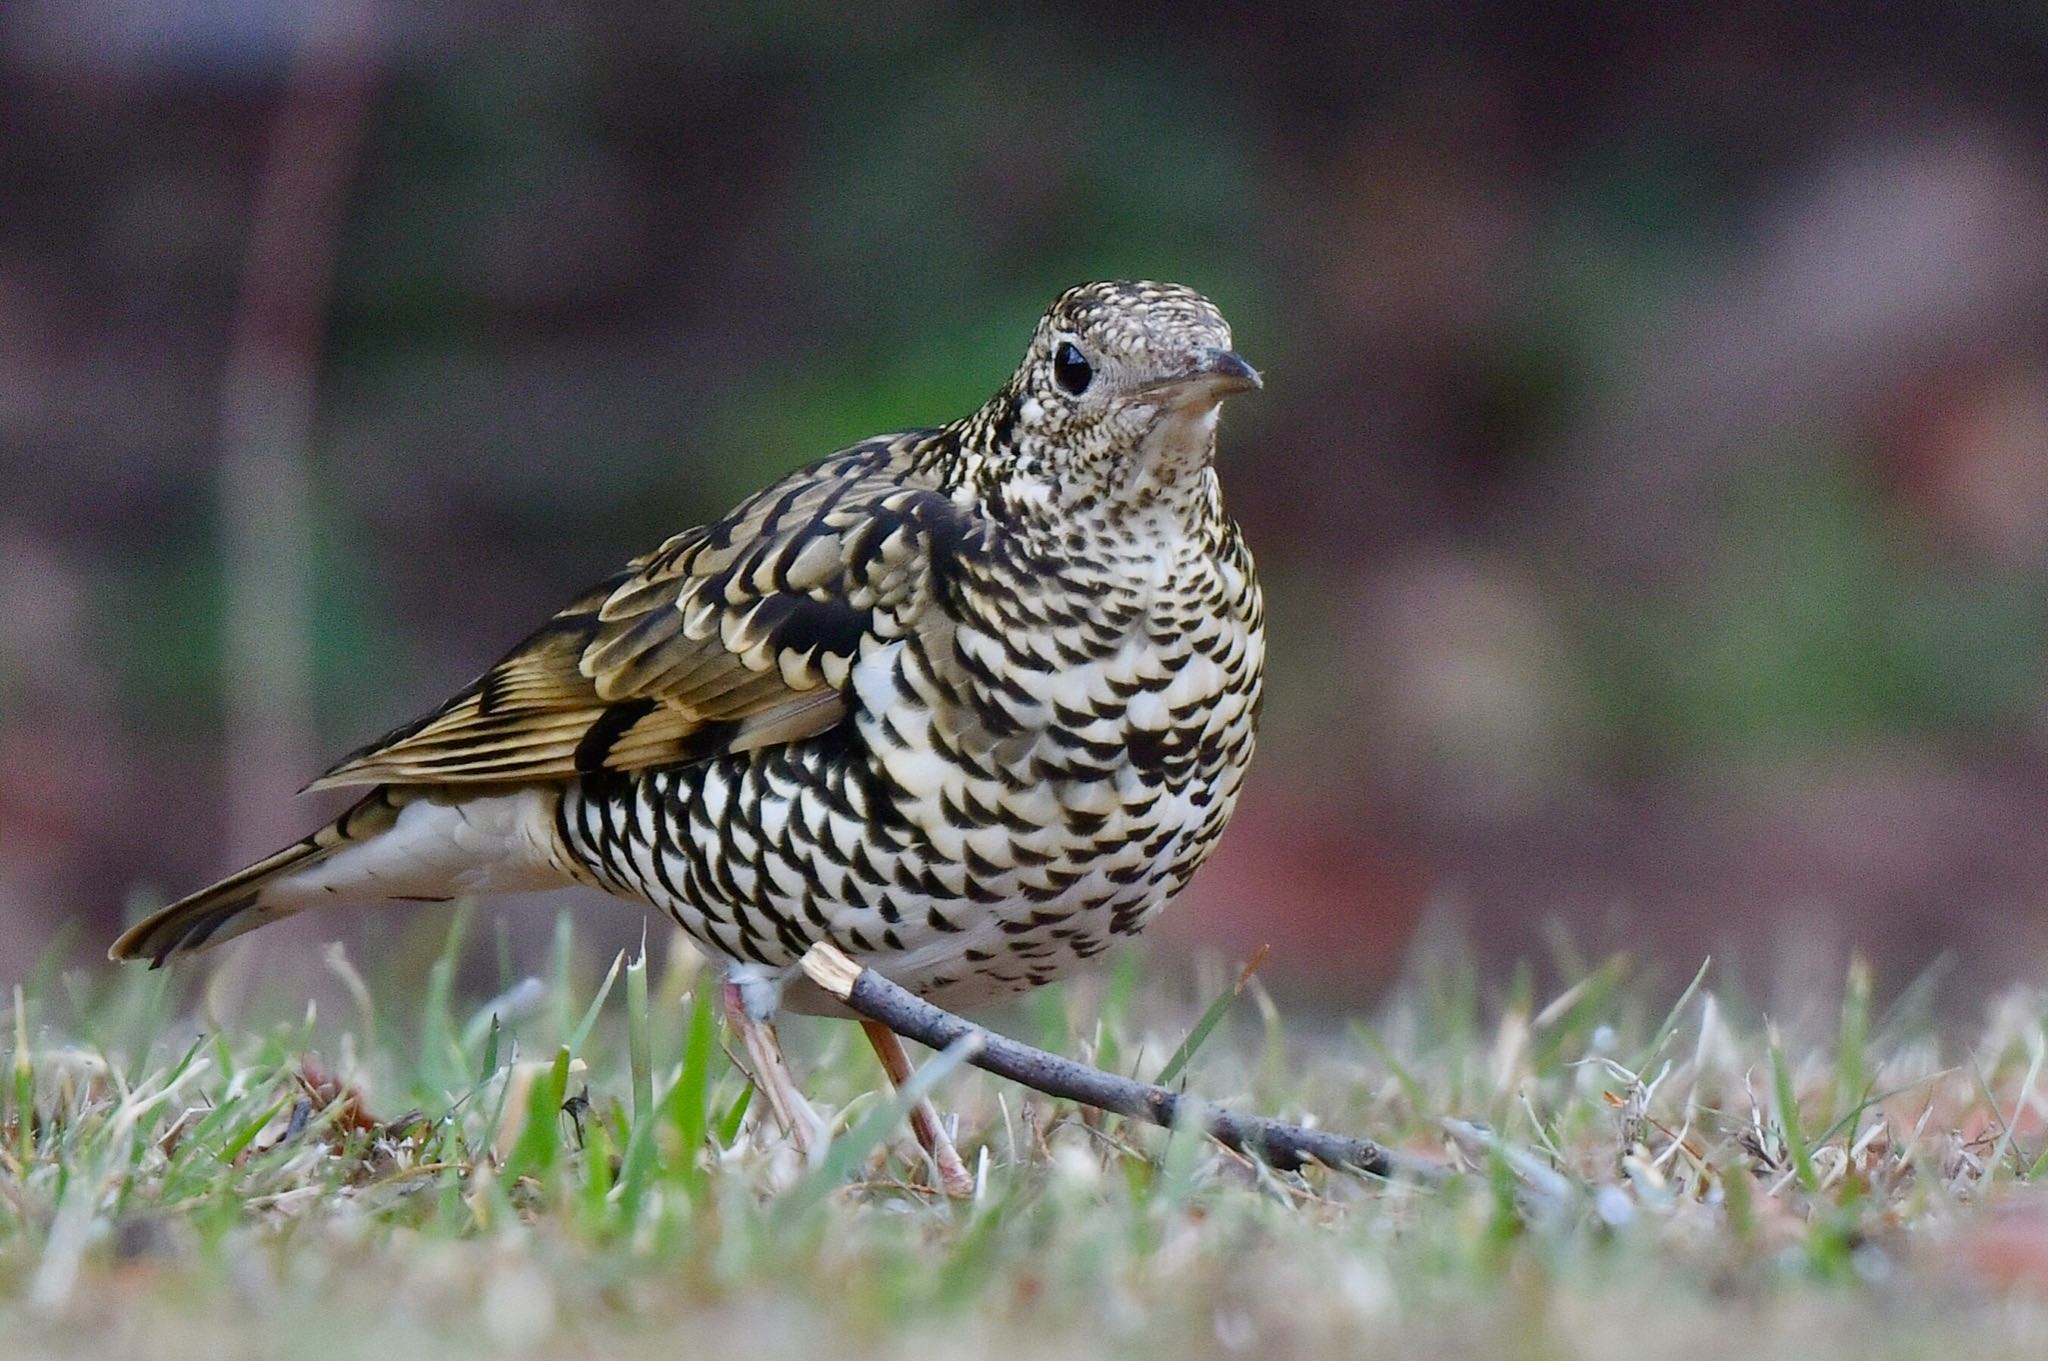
top-left (113, 280), bottom-right (1266, 1020)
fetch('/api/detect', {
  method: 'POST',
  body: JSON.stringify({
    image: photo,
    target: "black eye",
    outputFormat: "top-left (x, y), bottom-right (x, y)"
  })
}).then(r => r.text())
top-left (1052, 341), bottom-right (1092, 396)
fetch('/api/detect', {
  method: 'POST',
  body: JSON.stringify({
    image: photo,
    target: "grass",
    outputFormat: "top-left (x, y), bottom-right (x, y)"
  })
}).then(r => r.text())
top-left (7, 915), bottom-right (2048, 1360)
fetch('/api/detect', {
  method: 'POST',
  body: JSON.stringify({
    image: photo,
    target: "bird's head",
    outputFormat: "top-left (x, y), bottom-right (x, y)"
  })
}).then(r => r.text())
top-left (969, 280), bottom-right (1260, 519)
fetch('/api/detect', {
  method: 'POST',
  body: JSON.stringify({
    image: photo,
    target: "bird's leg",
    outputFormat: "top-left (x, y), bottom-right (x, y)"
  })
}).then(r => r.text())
top-left (719, 979), bottom-right (828, 1160)
top-left (861, 1018), bottom-right (976, 1199)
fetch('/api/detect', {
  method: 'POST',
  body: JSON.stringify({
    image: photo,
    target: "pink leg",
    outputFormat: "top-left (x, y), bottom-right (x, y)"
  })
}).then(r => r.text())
top-left (861, 1019), bottom-right (975, 1198)
top-left (719, 979), bottom-right (828, 1158)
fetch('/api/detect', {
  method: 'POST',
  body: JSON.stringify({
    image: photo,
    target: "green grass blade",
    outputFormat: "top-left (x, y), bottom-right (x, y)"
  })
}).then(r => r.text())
top-left (1834, 956), bottom-right (1871, 1127)
top-left (664, 981), bottom-right (724, 1200)
top-left (1156, 945), bottom-right (1268, 1089)
top-left (626, 946), bottom-right (653, 1125)
top-left (1983, 1031), bottom-right (2044, 1184)
top-left (550, 913), bottom-right (577, 1046)
top-left (1355, 1022), bottom-right (1429, 1114)
top-left (678, 981), bottom-right (720, 1144)
top-left (479, 1014), bottom-right (502, 1085)
top-left (1769, 1030), bottom-right (1818, 1194)
top-left (419, 904), bottom-right (473, 1093)
top-left (503, 1047), bottom-right (573, 1184)
top-left (11, 985), bottom-right (32, 1167)
top-left (715, 1087), bottom-right (752, 1148)
top-left (565, 950), bottom-right (625, 1058)
top-left (1631, 957), bottom-right (1710, 1072)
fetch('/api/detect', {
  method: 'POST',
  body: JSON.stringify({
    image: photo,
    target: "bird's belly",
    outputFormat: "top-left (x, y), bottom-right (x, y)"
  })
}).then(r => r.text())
top-left (556, 569), bottom-right (1263, 1013)
top-left (561, 750), bottom-right (1243, 1005)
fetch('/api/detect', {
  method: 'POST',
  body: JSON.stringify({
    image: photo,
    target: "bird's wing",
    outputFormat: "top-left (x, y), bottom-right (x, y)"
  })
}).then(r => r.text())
top-left (309, 437), bottom-right (974, 790)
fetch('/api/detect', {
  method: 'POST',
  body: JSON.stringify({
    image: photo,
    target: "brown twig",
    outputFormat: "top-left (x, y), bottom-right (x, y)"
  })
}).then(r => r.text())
top-left (799, 943), bottom-right (1444, 1183)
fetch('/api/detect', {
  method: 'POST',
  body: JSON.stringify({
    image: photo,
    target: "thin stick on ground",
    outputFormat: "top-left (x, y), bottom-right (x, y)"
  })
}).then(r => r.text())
top-left (799, 943), bottom-right (1444, 1182)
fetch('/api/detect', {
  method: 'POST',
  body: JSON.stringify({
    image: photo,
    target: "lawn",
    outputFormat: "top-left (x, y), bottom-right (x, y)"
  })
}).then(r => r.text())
top-left (5, 913), bottom-right (2048, 1360)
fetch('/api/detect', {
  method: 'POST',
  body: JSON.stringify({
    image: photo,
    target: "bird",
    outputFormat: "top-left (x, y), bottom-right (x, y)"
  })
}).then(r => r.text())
top-left (112, 279), bottom-right (1266, 1195)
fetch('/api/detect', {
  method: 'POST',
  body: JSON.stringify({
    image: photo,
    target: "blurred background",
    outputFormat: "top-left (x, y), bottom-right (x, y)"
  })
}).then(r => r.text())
top-left (5, 1), bottom-right (2048, 1009)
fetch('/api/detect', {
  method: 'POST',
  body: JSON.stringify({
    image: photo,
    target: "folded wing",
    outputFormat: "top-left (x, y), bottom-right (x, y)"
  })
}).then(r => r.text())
top-left (311, 437), bottom-right (973, 789)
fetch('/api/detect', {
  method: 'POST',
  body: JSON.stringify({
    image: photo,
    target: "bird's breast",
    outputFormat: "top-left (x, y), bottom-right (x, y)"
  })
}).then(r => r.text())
top-left (851, 525), bottom-right (1264, 831)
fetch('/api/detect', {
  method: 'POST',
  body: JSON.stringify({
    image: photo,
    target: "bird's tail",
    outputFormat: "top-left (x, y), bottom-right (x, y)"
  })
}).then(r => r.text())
top-left (110, 784), bottom-right (573, 967)
top-left (109, 789), bottom-right (410, 966)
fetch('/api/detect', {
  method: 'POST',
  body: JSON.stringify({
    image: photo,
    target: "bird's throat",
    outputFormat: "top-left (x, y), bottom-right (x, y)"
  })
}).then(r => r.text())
top-left (1126, 400), bottom-right (1222, 503)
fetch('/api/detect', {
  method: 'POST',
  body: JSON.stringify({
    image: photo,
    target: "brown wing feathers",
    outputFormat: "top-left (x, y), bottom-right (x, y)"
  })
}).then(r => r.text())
top-left (309, 444), bottom-right (965, 792)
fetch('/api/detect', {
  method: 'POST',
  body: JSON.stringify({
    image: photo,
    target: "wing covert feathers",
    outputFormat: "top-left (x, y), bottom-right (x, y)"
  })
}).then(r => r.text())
top-left (310, 436), bottom-right (971, 790)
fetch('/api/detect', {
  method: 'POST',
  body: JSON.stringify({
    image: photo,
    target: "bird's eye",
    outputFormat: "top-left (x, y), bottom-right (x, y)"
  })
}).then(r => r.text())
top-left (1052, 341), bottom-right (1092, 396)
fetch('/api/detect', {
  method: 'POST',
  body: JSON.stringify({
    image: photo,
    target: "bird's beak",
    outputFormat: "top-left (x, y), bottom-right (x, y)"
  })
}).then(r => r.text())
top-left (1144, 348), bottom-right (1263, 400)
top-left (1198, 348), bottom-right (1263, 394)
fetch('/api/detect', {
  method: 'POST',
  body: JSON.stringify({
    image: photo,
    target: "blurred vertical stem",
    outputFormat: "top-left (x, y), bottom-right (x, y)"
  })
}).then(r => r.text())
top-left (219, 2), bottom-right (377, 855)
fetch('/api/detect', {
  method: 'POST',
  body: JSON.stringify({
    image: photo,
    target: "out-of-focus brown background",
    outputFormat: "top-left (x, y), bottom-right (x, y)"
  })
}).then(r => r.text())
top-left (6, 2), bottom-right (2048, 1003)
